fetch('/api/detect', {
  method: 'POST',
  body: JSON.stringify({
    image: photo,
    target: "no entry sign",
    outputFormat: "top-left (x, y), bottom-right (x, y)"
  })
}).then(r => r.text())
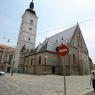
top-left (58, 45), bottom-right (69, 56)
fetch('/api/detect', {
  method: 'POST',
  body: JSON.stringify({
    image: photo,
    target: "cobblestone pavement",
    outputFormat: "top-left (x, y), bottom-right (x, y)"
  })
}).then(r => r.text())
top-left (0, 74), bottom-right (94, 95)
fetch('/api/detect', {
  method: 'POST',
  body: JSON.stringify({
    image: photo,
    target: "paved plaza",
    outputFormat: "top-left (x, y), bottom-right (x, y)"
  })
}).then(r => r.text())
top-left (0, 74), bottom-right (94, 95)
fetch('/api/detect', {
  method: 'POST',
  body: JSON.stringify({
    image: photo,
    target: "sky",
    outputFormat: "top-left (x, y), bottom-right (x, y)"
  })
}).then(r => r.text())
top-left (0, 0), bottom-right (95, 63)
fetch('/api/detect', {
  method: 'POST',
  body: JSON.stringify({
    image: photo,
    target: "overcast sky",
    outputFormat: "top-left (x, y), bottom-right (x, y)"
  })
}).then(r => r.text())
top-left (0, 0), bottom-right (95, 63)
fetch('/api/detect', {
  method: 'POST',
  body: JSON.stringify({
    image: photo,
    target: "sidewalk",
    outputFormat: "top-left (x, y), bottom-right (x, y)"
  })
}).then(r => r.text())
top-left (0, 74), bottom-right (94, 95)
top-left (79, 89), bottom-right (94, 95)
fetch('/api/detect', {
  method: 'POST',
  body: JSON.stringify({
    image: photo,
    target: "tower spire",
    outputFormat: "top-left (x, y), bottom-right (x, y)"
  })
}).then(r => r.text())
top-left (29, 0), bottom-right (34, 10)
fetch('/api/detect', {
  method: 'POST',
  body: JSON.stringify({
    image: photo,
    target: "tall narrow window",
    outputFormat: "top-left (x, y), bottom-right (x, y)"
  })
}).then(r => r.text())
top-left (30, 20), bottom-right (33, 26)
top-left (45, 56), bottom-right (47, 64)
top-left (28, 38), bottom-right (30, 41)
top-left (77, 36), bottom-right (79, 46)
top-left (31, 58), bottom-right (33, 65)
top-left (39, 56), bottom-right (41, 65)
top-left (73, 54), bottom-right (76, 64)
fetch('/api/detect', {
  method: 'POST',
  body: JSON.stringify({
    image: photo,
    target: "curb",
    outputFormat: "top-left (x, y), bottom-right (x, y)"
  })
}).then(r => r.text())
top-left (78, 89), bottom-right (94, 95)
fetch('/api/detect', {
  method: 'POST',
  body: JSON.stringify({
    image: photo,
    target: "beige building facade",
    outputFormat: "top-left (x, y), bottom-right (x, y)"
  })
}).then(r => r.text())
top-left (0, 44), bottom-right (15, 72)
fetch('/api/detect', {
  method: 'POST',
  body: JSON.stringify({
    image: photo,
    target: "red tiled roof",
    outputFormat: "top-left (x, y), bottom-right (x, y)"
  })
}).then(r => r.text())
top-left (0, 44), bottom-right (16, 51)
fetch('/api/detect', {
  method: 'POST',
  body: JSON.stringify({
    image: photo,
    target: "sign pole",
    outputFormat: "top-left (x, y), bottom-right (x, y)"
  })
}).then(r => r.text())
top-left (57, 44), bottom-right (69, 95)
top-left (63, 56), bottom-right (66, 95)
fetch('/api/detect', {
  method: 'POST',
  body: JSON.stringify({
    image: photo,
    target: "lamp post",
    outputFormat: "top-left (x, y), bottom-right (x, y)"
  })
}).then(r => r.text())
top-left (11, 56), bottom-right (15, 76)
top-left (11, 60), bottom-right (15, 76)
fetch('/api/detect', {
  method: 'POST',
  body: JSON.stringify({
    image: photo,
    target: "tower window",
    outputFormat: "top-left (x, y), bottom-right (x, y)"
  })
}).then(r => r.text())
top-left (30, 20), bottom-right (33, 26)
top-left (29, 28), bottom-right (32, 30)
top-left (28, 38), bottom-right (30, 40)
top-left (62, 37), bottom-right (64, 40)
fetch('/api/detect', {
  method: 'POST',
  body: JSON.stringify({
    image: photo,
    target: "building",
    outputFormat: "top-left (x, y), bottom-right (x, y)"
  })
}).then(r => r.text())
top-left (89, 57), bottom-right (94, 72)
top-left (15, 1), bottom-right (91, 75)
top-left (15, 1), bottom-right (38, 72)
top-left (0, 44), bottom-right (15, 72)
top-left (18, 24), bottom-right (90, 75)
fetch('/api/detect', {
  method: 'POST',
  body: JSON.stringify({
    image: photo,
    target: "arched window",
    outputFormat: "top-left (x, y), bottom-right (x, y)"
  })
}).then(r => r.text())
top-left (45, 56), bottom-right (47, 64)
top-left (39, 56), bottom-right (41, 65)
top-left (30, 19), bottom-right (33, 26)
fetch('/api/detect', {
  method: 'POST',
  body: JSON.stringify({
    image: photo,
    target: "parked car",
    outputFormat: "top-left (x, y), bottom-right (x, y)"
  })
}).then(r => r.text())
top-left (0, 71), bottom-right (5, 75)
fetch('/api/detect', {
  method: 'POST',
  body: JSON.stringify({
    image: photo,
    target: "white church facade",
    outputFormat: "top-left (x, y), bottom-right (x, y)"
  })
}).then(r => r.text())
top-left (15, 1), bottom-right (90, 75)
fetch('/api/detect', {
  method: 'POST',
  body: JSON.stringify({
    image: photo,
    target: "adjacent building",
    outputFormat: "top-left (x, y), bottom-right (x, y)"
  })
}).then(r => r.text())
top-left (0, 44), bottom-right (15, 72)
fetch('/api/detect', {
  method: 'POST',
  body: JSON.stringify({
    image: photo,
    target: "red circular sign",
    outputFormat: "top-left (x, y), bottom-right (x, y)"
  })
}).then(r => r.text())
top-left (58, 45), bottom-right (69, 56)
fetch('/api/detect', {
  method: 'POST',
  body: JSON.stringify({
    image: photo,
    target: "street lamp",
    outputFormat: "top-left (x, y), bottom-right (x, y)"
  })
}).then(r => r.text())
top-left (11, 60), bottom-right (15, 76)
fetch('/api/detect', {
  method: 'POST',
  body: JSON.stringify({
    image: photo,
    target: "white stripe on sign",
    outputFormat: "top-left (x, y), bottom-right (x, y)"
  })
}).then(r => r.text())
top-left (59, 49), bottom-right (67, 52)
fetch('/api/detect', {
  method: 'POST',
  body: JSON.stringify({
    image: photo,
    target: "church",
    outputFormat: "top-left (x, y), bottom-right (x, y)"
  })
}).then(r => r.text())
top-left (15, 1), bottom-right (90, 75)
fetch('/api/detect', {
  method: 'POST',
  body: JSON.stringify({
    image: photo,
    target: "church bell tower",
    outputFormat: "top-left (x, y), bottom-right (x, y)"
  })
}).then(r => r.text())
top-left (15, 0), bottom-right (38, 71)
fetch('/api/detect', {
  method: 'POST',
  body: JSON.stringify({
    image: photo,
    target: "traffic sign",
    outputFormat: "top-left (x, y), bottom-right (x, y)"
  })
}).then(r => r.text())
top-left (58, 45), bottom-right (69, 56)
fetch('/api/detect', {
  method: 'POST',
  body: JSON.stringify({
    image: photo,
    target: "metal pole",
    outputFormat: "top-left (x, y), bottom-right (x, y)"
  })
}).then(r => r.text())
top-left (63, 56), bottom-right (66, 95)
